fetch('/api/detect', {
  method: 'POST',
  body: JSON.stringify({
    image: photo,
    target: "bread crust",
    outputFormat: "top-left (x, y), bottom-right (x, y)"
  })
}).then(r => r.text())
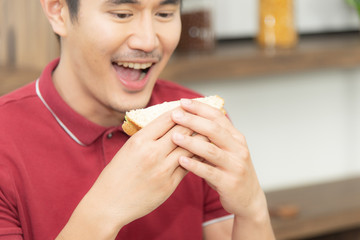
top-left (122, 118), bottom-right (141, 136)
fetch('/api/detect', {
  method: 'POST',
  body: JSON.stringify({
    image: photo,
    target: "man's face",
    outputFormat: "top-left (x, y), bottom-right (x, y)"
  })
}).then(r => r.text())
top-left (60, 0), bottom-right (181, 124)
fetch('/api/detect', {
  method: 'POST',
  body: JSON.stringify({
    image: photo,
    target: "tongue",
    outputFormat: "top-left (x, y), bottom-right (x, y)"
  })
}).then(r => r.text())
top-left (115, 64), bottom-right (142, 82)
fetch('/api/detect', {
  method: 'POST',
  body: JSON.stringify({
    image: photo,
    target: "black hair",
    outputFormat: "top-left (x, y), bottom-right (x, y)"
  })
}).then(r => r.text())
top-left (54, 0), bottom-right (78, 41)
top-left (65, 0), bottom-right (79, 22)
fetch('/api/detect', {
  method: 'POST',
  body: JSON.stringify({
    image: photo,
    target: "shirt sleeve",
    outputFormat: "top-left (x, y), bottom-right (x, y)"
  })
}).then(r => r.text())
top-left (202, 180), bottom-right (233, 226)
top-left (0, 169), bottom-right (23, 240)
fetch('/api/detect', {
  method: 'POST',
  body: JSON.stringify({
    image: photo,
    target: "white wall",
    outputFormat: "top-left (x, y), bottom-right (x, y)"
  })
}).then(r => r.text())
top-left (180, 68), bottom-right (360, 191)
top-left (213, 0), bottom-right (360, 39)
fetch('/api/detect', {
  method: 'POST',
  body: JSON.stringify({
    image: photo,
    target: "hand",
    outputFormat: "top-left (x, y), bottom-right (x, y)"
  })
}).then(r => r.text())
top-left (60, 110), bottom-right (197, 239)
top-left (170, 99), bottom-right (268, 220)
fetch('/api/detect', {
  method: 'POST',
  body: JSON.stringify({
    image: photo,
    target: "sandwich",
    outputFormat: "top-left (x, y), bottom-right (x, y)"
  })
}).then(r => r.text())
top-left (122, 95), bottom-right (225, 136)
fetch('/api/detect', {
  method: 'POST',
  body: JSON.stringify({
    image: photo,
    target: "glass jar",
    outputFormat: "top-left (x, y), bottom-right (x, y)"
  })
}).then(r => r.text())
top-left (177, 0), bottom-right (215, 52)
top-left (257, 0), bottom-right (298, 49)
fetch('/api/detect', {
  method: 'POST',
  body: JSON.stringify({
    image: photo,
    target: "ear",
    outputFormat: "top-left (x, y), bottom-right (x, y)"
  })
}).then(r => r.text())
top-left (40, 0), bottom-right (69, 37)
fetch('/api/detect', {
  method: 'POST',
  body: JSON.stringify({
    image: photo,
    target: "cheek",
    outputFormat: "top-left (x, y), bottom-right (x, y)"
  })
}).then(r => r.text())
top-left (79, 16), bottom-right (124, 57)
top-left (158, 21), bottom-right (182, 53)
top-left (85, 29), bottom-right (115, 57)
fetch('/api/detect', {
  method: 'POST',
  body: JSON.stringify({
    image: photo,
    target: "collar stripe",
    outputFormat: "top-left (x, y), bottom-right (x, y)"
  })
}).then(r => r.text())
top-left (35, 79), bottom-right (86, 147)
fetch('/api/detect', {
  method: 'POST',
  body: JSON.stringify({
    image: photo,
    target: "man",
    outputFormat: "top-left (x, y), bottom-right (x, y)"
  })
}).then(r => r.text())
top-left (0, 0), bottom-right (275, 239)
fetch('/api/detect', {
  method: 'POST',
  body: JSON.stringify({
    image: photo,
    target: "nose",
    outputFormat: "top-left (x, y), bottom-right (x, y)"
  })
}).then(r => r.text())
top-left (128, 17), bottom-right (159, 53)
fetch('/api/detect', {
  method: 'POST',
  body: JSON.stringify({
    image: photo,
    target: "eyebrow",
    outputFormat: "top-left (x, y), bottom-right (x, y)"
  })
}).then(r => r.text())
top-left (159, 0), bottom-right (180, 5)
top-left (105, 0), bottom-right (139, 5)
top-left (105, 0), bottom-right (180, 6)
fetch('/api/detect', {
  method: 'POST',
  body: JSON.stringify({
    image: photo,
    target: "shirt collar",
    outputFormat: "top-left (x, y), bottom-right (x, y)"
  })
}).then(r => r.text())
top-left (36, 58), bottom-right (114, 146)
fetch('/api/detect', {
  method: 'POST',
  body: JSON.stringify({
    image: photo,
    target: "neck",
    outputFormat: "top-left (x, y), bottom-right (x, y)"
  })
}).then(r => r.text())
top-left (52, 58), bottom-right (125, 127)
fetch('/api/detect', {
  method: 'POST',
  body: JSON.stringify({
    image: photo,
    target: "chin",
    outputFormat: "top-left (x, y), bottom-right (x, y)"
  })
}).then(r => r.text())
top-left (111, 92), bottom-right (152, 113)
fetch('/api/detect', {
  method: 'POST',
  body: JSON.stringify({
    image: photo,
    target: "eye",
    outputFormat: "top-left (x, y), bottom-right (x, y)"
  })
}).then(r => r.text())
top-left (111, 11), bottom-right (133, 20)
top-left (156, 12), bottom-right (174, 19)
top-left (115, 13), bottom-right (133, 19)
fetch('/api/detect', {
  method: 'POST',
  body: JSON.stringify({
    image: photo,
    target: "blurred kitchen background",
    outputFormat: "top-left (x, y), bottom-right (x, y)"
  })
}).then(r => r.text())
top-left (175, 0), bottom-right (360, 191)
top-left (2, 0), bottom-right (360, 239)
top-left (172, 1), bottom-right (360, 239)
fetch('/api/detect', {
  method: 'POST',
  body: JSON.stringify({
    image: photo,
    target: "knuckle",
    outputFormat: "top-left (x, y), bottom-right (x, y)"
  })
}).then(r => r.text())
top-left (173, 146), bottom-right (192, 158)
top-left (236, 163), bottom-right (247, 177)
top-left (205, 165), bottom-right (218, 181)
top-left (208, 106), bottom-right (222, 118)
top-left (154, 166), bottom-right (170, 181)
top-left (228, 176), bottom-right (242, 191)
top-left (133, 142), bottom-right (160, 164)
top-left (208, 122), bottom-right (221, 137)
top-left (146, 148), bottom-right (159, 161)
top-left (206, 143), bottom-right (220, 159)
top-left (235, 133), bottom-right (247, 144)
top-left (214, 108), bottom-right (225, 118)
top-left (193, 133), bottom-right (208, 142)
top-left (131, 134), bottom-right (146, 147)
top-left (233, 156), bottom-right (251, 178)
top-left (173, 125), bottom-right (192, 136)
top-left (240, 146), bottom-right (251, 161)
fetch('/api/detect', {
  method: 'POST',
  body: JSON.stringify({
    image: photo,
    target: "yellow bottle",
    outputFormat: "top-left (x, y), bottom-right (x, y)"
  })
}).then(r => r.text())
top-left (257, 0), bottom-right (298, 49)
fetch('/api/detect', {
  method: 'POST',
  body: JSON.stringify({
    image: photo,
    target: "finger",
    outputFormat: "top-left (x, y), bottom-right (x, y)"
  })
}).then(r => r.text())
top-left (180, 99), bottom-right (249, 145)
top-left (172, 132), bottom-right (226, 168)
top-left (178, 156), bottom-right (222, 189)
top-left (171, 165), bottom-right (188, 188)
top-left (129, 109), bottom-right (190, 162)
top-left (164, 133), bottom-right (200, 173)
top-left (170, 154), bottom-right (210, 188)
top-left (157, 123), bottom-right (193, 153)
top-left (139, 109), bottom-right (177, 140)
top-left (180, 99), bottom-right (236, 134)
top-left (171, 109), bottom-right (235, 150)
top-left (164, 132), bottom-right (209, 177)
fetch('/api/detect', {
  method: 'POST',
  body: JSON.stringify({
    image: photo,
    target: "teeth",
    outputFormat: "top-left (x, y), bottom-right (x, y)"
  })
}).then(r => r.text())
top-left (117, 62), bottom-right (152, 70)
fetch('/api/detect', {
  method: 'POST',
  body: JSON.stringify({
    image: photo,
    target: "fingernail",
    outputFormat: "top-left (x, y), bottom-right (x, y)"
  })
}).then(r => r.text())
top-left (179, 156), bottom-right (190, 165)
top-left (173, 132), bottom-right (185, 142)
top-left (172, 110), bottom-right (184, 120)
top-left (180, 98), bottom-right (192, 106)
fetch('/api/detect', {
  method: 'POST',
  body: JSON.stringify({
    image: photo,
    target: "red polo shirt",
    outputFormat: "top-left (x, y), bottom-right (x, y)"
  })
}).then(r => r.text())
top-left (0, 59), bottom-right (231, 240)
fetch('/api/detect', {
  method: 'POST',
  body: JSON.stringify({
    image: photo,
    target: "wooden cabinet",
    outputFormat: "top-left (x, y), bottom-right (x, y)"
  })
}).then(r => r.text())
top-left (267, 177), bottom-right (360, 239)
top-left (0, 0), bottom-right (59, 70)
top-left (307, 228), bottom-right (360, 240)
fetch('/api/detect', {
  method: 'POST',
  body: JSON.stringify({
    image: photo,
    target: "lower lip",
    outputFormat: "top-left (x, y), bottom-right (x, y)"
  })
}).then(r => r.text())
top-left (114, 64), bottom-right (153, 92)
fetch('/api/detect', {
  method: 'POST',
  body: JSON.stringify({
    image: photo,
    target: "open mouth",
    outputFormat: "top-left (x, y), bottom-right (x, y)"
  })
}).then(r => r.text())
top-left (112, 61), bottom-right (154, 91)
top-left (113, 62), bottom-right (153, 81)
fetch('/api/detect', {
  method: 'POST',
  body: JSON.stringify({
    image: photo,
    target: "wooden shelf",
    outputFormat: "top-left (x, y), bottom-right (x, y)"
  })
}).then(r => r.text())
top-left (161, 32), bottom-right (360, 82)
top-left (266, 176), bottom-right (360, 240)
top-left (2, 32), bottom-right (360, 96)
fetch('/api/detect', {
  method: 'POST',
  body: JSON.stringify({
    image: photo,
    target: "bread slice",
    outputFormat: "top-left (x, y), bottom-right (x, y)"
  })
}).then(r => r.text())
top-left (122, 95), bottom-right (225, 136)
